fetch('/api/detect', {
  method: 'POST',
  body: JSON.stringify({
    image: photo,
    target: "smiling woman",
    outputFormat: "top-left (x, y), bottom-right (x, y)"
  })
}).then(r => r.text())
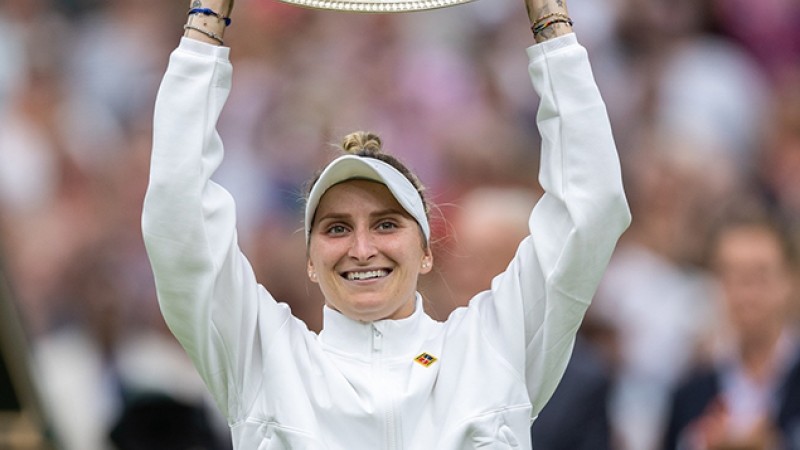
top-left (305, 134), bottom-right (433, 322)
top-left (141, 0), bottom-right (631, 448)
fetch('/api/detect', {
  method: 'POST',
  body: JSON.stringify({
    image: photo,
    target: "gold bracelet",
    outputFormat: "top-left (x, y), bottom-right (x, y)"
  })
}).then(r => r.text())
top-left (183, 24), bottom-right (224, 45)
top-left (532, 12), bottom-right (570, 26)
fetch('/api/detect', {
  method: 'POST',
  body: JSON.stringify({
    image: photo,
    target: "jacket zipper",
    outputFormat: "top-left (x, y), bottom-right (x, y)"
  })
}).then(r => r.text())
top-left (372, 325), bottom-right (383, 352)
top-left (371, 325), bottom-right (398, 450)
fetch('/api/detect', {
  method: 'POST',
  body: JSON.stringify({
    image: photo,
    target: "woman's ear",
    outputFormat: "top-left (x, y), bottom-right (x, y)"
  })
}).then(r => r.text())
top-left (420, 250), bottom-right (433, 275)
top-left (307, 260), bottom-right (318, 283)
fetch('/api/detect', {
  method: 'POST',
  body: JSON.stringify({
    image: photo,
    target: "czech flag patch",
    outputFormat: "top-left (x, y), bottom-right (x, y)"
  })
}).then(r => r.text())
top-left (414, 352), bottom-right (438, 367)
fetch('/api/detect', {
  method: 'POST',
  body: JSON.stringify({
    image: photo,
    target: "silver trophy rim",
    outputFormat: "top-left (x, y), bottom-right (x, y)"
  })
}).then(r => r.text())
top-left (278, 0), bottom-right (475, 13)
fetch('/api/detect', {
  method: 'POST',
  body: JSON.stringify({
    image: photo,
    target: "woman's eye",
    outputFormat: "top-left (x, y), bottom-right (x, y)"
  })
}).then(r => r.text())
top-left (377, 221), bottom-right (397, 231)
top-left (327, 225), bottom-right (348, 235)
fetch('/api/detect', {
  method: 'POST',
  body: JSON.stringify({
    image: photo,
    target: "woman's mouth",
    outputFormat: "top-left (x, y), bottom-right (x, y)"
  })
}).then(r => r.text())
top-left (344, 269), bottom-right (391, 281)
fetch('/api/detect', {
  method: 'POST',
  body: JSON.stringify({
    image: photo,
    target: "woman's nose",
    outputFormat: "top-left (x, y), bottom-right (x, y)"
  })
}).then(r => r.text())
top-left (348, 227), bottom-right (377, 261)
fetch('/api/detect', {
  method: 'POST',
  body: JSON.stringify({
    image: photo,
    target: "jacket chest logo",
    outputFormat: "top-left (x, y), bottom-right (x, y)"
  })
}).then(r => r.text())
top-left (414, 352), bottom-right (438, 367)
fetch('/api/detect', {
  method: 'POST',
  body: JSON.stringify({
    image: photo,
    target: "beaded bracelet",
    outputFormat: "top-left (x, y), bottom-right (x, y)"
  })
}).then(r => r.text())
top-left (188, 7), bottom-right (232, 26)
top-left (531, 16), bottom-right (573, 36)
top-left (184, 24), bottom-right (224, 45)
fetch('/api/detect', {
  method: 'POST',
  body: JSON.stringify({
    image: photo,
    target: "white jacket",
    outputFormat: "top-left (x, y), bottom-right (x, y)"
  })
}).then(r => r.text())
top-left (142, 34), bottom-right (630, 450)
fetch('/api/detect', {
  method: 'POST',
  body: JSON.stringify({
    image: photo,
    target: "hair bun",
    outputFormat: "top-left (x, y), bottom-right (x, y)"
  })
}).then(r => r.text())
top-left (341, 131), bottom-right (383, 156)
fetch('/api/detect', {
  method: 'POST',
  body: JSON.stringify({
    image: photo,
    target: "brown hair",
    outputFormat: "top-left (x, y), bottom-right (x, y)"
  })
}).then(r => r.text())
top-left (704, 198), bottom-right (797, 270)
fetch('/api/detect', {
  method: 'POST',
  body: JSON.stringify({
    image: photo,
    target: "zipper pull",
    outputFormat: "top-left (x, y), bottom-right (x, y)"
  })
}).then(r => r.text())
top-left (372, 326), bottom-right (383, 352)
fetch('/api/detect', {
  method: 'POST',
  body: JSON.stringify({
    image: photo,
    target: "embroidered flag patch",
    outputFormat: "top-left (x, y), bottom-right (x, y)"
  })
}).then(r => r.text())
top-left (414, 352), bottom-right (438, 367)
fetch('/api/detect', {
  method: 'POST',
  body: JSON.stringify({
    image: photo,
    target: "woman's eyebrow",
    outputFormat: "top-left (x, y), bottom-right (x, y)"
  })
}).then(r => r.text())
top-left (370, 208), bottom-right (408, 218)
top-left (315, 212), bottom-right (352, 222)
top-left (317, 208), bottom-right (408, 223)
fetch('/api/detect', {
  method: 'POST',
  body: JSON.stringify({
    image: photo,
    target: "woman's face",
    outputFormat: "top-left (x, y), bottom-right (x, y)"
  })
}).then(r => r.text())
top-left (307, 179), bottom-right (432, 322)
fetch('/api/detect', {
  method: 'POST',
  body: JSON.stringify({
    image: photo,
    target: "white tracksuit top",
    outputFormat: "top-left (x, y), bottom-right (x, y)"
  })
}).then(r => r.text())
top-left (142, 33), bottom-right (631, 450)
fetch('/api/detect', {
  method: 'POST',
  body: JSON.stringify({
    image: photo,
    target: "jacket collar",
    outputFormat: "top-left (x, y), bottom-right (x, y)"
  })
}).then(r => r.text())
top-left (319, 293), bottom-right (432, 359)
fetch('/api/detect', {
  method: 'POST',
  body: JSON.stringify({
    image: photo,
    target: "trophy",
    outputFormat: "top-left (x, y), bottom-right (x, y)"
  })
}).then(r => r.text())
top-left (278, 0), bottom-right (476, 13)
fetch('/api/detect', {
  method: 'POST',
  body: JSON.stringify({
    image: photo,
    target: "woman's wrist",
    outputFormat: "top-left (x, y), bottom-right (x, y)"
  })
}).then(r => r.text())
top-left (183, 0), bottom-right (233, 46)
top-left (525, 0), bottom-right (573, 43)
top-left (532, 21), bottom-right (573, 44)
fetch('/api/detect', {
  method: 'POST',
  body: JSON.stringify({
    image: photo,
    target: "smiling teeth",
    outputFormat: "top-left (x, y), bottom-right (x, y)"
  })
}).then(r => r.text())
top-left (347, 270), bottom-right (389, 281)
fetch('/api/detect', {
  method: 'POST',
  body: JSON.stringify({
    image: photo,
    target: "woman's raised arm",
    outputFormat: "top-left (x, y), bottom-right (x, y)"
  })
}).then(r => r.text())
top-left (142, 1), bottom-right (294, 421)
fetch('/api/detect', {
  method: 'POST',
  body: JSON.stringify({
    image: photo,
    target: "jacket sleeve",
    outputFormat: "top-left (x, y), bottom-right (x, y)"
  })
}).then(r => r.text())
top-left (141, 38), bottom-right (292, 422)
top-left (478, 34), bottom-right (631, 416)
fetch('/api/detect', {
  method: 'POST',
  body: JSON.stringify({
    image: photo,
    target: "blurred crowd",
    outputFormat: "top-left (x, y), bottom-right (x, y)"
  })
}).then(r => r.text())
top-left (1, 0), bottom-right (799, 448)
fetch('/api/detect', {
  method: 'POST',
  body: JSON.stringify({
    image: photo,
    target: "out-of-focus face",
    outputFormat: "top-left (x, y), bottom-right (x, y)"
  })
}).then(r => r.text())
top-left (713, 225), bottom-right (793, 339)
top-left (449, 210), bottom-right (528, 302)
top-left (307, 179), bottom-right (432, 322)
top-left (443, 188), bottom-right (536, 305)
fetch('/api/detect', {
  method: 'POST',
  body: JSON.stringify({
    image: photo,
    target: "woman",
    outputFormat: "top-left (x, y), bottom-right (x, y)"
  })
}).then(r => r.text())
top-left (142, 0), bottom-right (631, 448)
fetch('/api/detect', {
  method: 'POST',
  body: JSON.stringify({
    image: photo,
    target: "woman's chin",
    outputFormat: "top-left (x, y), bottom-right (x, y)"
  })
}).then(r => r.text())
top-left (333, 297), bottom-right (414, 322)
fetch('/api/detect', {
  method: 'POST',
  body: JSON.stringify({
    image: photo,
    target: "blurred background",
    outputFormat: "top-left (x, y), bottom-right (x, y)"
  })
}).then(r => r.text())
top-left (0, 0), bottom-right (799, 448)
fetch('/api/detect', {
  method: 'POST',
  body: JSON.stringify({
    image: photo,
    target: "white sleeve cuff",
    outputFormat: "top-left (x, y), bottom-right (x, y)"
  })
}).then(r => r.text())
top-left (178, 36), bottom-right (231, 61)
top-left (526, 33), bottom-right (578, 63)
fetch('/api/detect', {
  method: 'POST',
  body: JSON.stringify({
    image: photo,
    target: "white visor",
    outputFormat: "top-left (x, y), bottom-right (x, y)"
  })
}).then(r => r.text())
top-left (305, 155), bottom-right (430, 244)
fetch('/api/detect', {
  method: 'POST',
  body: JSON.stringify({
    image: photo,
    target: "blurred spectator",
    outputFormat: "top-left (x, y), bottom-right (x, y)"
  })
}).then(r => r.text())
top-left (586, 4), bottom-right (783, 447)
top-left (67, 0), bottom-right (183, 127)
top-left (663, 201), bottom-right (800, 449)
top-left (757, 75), bottom-right (800, 230)
top-left (33, 238), bottom-right (229, 449)
top-left (0, 0), bottom-right (71, 104)
top-left (593, 128), bottom-right (732, 450)
top-left (592, 0), bottom-right (769, 175)
top-left (711, 0), bottom-right (800, 81)
top-left (110, 393), bottom-right (228, 450)
top-left (0, 11), bottom-right (124, 335)
top-left (431, 187), bottom-right (614, 449)
top-left (428, 187), bottom-right (541, 317)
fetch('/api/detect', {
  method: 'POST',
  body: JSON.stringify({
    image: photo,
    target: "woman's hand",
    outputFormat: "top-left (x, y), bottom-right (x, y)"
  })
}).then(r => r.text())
top-left (184, 0), bottom-right (235, 46)
top-left (524, 0), bottom-right (573, 43)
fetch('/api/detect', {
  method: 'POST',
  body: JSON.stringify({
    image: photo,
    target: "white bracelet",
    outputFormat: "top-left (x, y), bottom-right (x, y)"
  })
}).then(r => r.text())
top-left (183, 24), bottom-right (224, 45)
